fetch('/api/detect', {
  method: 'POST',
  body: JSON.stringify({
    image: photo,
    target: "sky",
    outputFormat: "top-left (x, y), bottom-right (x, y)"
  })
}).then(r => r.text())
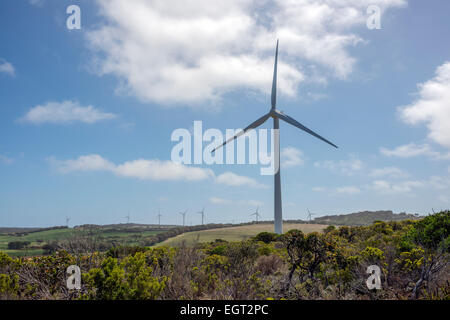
top-left (1, 0), bottom-right (450, 227)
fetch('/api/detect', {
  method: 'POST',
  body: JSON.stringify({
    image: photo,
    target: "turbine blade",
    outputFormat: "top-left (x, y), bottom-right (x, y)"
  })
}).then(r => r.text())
top-left (271, 40), bottom-right (279, 110)
top-left (275, 110), bottom-right (338, 148)
top-left (211, 112), bottom-right (271, 152)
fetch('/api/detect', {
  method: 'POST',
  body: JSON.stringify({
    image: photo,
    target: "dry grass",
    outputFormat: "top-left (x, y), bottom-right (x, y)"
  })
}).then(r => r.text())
top-left (155, 223), bottom-right (328, 247)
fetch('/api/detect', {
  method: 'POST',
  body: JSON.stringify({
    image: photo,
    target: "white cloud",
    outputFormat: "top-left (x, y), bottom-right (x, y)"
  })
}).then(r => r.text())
top-left (314, 156), bottom-right (363, 175)
top-left (0, 59), bottom-right (15, 76)
top-left (48, 155), bottom-right (268, 187)
top-left (329, 172), bottom-right (450, 197)
top-left (210, 197), bottom-right (230, 205)
top-left (370, 180), bottom-right (423, 195)
top-left (47, 155), bottom-right (115, 173)
top-left (336, 186), bottom-right (361, 195)
top-left (0, 154), bottom-right (13, 165)
top-left (380, 143), bottom-right (450, 159)
top-left (427, 175), bottom-right (450, 190)
top-left (29, 0), bottom-right (45, 7)
top-left (210, 197), bottom-right (262, 207)
top-left (312, 186), bottom-right (326, 192)
top-left (215, 171), bottom-right (267, 189)
top-left (281, 147), bottom-right (305, 168)
top-left (115, 159), bottom-right (214, 181)
top-left (86, 0), bottom-right (406, 106)
top-left (19, 101), bottom-right (117, 125)
top-left (399, 62), bottom-right (450, 148)
top-left (369, 167), bottom-right (409, 179)
top-left (306, 92), bottom-right (328, 101)
top-left (48, 154), bottom-right (214, 182)
top-left (380, 143), bottom-right (433, 158)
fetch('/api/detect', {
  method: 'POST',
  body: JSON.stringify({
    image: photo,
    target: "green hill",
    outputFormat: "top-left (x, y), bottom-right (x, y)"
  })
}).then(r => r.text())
top-left (155, 223), bottom-right (328, 247)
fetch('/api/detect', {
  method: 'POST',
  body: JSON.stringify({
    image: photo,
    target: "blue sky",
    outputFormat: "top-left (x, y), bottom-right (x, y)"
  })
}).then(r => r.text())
top-left (1, 0), bottom-right (450, 227)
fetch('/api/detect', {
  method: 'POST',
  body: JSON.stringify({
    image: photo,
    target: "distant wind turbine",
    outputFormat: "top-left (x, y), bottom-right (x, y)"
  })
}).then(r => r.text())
top-left (179, 210), bottom-right (188, 226)
top-left (124, 213), bottom-right (131, 225)
top-left (307, 209), bottom-right (316, 222)
top-left (197, 207), bottom-right (205, 225)
top-left (212, 40), bottom-right (337, 234)
top-left (250, 206), bottom-right (262, 223)
top-left (65, 216), bottom-right (71, 227)
top-left (157, 210), bottom-right (162, 228)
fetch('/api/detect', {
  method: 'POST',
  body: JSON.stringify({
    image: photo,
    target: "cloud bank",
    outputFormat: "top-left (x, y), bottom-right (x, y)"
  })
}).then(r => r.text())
top-left (48, 155), bottom-right (214, 181)
top-left (19, 101), bottom-right (117, 125)
top-left (86, 0), bottom-right (407, 106)
top-left (48, 154), bottom-right (265, 188)
top-left (399, 62), bottom-right (450, 148)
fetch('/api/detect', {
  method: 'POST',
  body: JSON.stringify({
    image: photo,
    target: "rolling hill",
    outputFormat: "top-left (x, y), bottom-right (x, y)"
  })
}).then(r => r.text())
top-left (155, 223), bottom-right (328, 247)
top-left (312, 210), bottom-right (420, 226)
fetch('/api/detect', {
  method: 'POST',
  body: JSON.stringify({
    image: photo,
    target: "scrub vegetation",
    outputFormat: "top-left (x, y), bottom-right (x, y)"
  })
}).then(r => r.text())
top-left (0, 211), bottom-right (448, 300)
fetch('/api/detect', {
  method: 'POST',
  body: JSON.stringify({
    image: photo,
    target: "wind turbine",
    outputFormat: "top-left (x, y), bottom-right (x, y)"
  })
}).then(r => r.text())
top-left (65, 216), bottom-right (71, 228)
top-left (212, 40), bottom-right (338, 234)
top-left (307, 209), bottom-right (316, 222)
top-left (124, 213), bottom-right (131, 225)
top-left (250, 206), bottom-right (261, 223)
top-left (197, 207), bottom-right (205, 225)
top-left (157, 210), bottom-right (162, 228)
top-left (179, 210), bottom-right (188, 226)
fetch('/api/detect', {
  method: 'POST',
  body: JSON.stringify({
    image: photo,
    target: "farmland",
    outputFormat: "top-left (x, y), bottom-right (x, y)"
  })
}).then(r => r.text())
top-left (0, 225), bottom-right (166, 257)
top-left (0, 211), bottom-right (426, 257)
top-left (155, 223), bottom-right (329, 247)
top-left (0, 222), bottom-right (326, 256)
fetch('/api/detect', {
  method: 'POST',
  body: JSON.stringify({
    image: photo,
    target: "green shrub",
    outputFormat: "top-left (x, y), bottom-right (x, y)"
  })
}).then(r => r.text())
top-left (209, 245), bottom-right (227, 256)
top-left (324, 225), bottom-right (336, 234)
top-left (406, 210), bottom-right (450, 251)
top-left (257, 244), bottom-right (274, 256)
top-left (361, 246), bottom-right (385, 262)
top-left (0, 252), bottom-right (13, 269)
top-left (0, 274), bottom-right (19, 298)
top-left (253, 232), bottom-right (279, 244)
top-left (7, 241), bottom-right (30, 250)
top-left (84, 252), bottom-right (166, 300)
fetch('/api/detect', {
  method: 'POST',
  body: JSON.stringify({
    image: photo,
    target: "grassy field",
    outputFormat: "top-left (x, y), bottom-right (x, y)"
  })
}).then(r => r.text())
top-left (0, 223), bottom-right (328, 256)
top-left (0, 228), bottom-right (72, 256)
top-left (0, 227), bottom-right (165, 257)
top-left (155, 223), bottom-right (329, 247)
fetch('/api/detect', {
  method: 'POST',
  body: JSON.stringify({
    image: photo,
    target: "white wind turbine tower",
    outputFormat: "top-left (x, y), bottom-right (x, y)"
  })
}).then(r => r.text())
top-left (65, 216), bottom-right (71, 228)
top-left (197, 207), bottom-right (205, 225)
top-left (179, 210), bottom-right (188, 226)
top-left (250, 206), bottom-right (261, 223)
top-left (307, 209), bottom-right (316, 222)
top-left (212, 40), bottom-right (338, 234)
top-left (157, 210), bottom-right (162, 228)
